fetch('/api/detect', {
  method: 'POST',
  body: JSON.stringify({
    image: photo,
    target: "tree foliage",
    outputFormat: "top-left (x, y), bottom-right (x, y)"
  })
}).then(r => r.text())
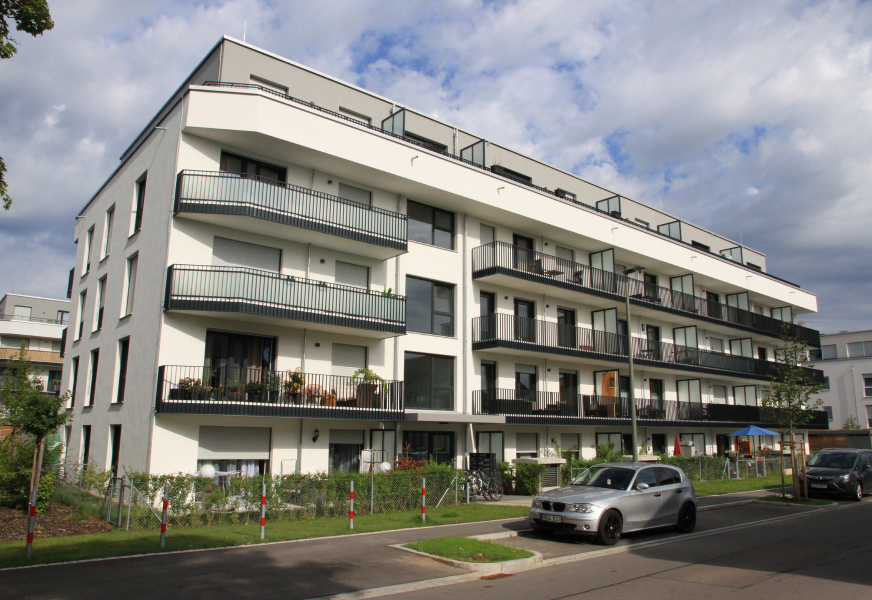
top-left (1, 0), bottom-right (55, 210)
top-left (761, 324), bottom-right (825, 432)
top-left (0, 344), bottom-right (71, 438)
top-left (842, 414), bottom-right (861, 430)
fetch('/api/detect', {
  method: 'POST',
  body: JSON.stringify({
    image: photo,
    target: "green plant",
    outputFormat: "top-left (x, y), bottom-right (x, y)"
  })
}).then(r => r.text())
top-left (244, 381), bottom-right (265, 395)
top-left (382, 285), bottom-right (394, 297)
top-left (842, 414), bottom-right (861, 430)
top-left (406, 536), bottom-right (533, 563)
top-left (264, 372), bottom-right (283, 393)
top-left (515, 464), bottom-right (546, 496)
top-left (595, 441), bottom-right (620, 461)
top-left (284, 368), bottom-right (305, 394)
top-left (226, 380), bottom-right (242, 393)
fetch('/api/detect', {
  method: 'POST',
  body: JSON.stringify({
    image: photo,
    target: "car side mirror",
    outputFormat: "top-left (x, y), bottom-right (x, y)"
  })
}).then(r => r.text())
top-left (636, 482), bottom-right (649, 490)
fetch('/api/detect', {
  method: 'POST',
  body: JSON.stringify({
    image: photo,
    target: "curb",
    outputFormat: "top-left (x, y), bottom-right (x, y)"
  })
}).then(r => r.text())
top-left (390, 543), bottom-right (543, 573)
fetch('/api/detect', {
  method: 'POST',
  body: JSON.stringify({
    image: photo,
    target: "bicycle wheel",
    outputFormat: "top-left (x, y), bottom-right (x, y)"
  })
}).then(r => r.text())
top-left (488, 479), bottom-right (504, 502)
top-left (480, 476), bottom-right (493, 501)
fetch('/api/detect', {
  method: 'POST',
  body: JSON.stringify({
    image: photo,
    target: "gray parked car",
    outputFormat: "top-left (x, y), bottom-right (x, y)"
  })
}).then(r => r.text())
top-left (529, 462), bottom-right (698, 545)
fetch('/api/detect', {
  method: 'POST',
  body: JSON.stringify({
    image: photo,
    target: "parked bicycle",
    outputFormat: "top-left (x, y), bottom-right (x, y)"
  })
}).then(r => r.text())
top-left (461, 469), bottom-right (503, 501)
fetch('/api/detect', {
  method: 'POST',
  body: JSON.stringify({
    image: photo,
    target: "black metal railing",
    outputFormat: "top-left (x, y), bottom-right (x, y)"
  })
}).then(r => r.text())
top-left (165, 265), bottom-right (406, 334)
top-left (472, 389), bottom-right (828, 427)
top-left (156, 366), bottom-right (404, 419)
top-left (472, 242), bottom-right (820, 346)
top-left (175, 170), bottom-right (407, 251)
top-left (0, 314), bottom-right (66, 325)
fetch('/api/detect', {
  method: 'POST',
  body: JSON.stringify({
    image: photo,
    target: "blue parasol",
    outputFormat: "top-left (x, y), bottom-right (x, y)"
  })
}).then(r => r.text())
top-left (727, 425), bottom-right (780, 437)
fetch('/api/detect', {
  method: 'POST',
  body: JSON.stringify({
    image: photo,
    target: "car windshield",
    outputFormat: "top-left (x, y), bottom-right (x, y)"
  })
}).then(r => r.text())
top-left (808, 452), bottom-right (857, 469)
top-left (571, 466), bottom-right (635, 490)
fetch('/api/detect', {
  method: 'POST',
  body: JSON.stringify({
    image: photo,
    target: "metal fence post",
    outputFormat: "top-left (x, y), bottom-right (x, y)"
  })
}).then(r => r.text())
top-left (260, 480), bottom-right (266, 540)
top-left (25, 489), bottom-right (37, 558)
top-left (77, 465), bottom-right (83, 508)
top-left (455, 472), bottom-right (458, 505)
top-left (422, 477), bottom-right (426, 522)
top-left (371, 471), bottom-right (374, 515)
top-left (349, 480), bottom-right (354, 530)
top-left (160, 485), bottom-right (169, 548)
top-left (698, 460), bottom-right (702, 482)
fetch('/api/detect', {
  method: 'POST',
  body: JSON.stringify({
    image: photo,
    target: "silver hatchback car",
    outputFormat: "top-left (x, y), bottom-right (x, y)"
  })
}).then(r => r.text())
top-left (530, 462), bottom-right (698, 545)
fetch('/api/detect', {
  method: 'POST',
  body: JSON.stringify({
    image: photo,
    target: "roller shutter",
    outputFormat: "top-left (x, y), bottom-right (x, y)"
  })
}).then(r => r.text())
top-left (335, 262), bottom-right (369, 288)
top-left (197, 426), bottom-right (271, 460)
top-left (329, 429), bottom-right (365, 444)
top-left (338, 183), bottom-right (371, 206)
top-left (516, 432), bottom-right (538, 454)
top-left (212, 237), bottom-right (281, 272)
top-left (331, 344), bottom-right (367, 376)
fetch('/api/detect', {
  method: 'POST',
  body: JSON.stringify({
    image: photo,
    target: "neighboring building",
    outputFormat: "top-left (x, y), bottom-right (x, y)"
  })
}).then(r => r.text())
top-left (804, 330), bottom-right (872, 429)
top-left (60, 36), bottom-right (826, 476)
top-left (0, 293), bottom-right (70, 395)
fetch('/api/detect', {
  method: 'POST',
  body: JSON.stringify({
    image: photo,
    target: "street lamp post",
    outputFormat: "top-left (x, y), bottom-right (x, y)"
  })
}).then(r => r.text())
top-left (623, 266), bottom-right (646, 463)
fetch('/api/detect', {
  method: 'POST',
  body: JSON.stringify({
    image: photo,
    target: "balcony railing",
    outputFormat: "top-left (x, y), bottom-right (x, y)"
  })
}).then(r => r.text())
top-left (472, 389), bottom-right (828, 427)
top-left (165, 265), bottom-right (406, 335)
top-left (0, 314), bottom-right (66, 325)
top-left (156, 366), bottom-right (404, 420)
top-left (472, 314), bottom-right (818, 382)
top-left (472, 241), bottom-right (820, 346)
top-left (174, 170), bottom-right (407, 251)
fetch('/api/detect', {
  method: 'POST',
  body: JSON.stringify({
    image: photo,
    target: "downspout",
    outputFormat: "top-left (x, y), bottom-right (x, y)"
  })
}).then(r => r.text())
top-left (299, 244), bottom-right (312, 474)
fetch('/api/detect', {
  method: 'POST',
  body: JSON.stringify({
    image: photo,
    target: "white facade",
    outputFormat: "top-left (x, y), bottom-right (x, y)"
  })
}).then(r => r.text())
top-left (805, 330), bottom-right (872, 429)
top-left (60, 37), bottom-right (826, 476)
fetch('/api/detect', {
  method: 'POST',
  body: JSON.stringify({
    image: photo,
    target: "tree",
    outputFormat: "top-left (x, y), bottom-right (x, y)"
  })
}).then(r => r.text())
top-left (0, 344), bottom-right (71, 513)
top-left (842, 414), bottom-right (861, 430)
top-left (0, 0), bottom-right (55, 211)
top-left (761, 324), bottom-right (824, 501)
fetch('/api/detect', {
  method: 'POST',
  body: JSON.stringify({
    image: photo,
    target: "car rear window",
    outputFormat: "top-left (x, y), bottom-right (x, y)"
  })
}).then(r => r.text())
top-left (655, 467), bottom-right (681, 485)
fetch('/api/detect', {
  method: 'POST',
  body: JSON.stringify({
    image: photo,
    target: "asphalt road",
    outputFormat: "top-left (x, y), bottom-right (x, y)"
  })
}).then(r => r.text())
top-left (2, 498), bottom-right (869, 599)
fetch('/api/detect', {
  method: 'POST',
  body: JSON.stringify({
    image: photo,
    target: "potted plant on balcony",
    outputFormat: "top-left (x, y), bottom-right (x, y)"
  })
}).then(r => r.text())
top-left (244, 380), bottom-right (266, 403)
top-left (178, 376), bottom-right (199, 400)
top-left (226, 380), bottom-right (243, 402)
top-left (264, 371), bottom-right (282, 403)
top-left (353, 367), bottom-right (385, 409)
top-left (284, 368), bottom-right (305, 404)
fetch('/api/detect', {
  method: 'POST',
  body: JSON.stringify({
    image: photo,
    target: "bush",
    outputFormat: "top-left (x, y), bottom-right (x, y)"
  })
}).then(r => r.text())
top-left (515, 464), bottom-right (547, 496)
top-left (0, 435), bottom-right (60, 512)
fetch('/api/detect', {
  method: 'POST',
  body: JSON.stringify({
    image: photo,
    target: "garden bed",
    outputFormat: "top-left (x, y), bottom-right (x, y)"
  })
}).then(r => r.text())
top-left (0, 502), bottom-right (112, 543)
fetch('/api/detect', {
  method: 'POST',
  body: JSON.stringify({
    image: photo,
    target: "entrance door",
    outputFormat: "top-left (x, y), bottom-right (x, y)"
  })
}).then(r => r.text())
top-left (652, 433), bottom-right (666, 455)
top-left (514, 299), bottom-right (536, 343)
top-left (716, 434), bottom-right (729, 457)
top-left (557, 307), bottom-right (576, 348)
top-left (403, 431), bottom-right (455, 465)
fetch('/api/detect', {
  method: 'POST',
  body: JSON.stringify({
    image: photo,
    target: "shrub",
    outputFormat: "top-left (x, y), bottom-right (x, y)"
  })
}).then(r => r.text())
top-left (515, 464), bottom-right (547, 496)
top-left (0, 435), bottom-right (60, 512)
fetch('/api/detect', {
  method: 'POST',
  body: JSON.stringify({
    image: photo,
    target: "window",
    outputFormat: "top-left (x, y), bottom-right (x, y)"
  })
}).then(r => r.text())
top-left (516, 432), bottom-right (538, 458)
top-left (406, 276), bottom-right (454, 336)
top-left (822, 376), bottom-right (830, 391)
top-left (404, 352), bottom-right (453, 411)
top-left (670, 274), bottom-right (694, 296)
top-left (758, 347), bottom-right (768, 361)
top-left (132, 174), bottom-right (146, 234)
top-left (219, 152), bottom-right (286, 182)
top-left (337, 183), bottom-right (372, 206)
top-left (57, 310), bottom-right (69, 325)
top-left (734, 385), bottom-right (757, 406)
top-left (77, 291), bottom-right (86, 339)
top-left (1, 336), bottom-right (28, 349)
top-left (679, 433), bottom-right (706, 454)
top-left (87, 349), bottom-right (99, 407)
top-left (124, 255), bottom-right (137, 316)
top-left (712, 385), bottom-right (727, 403)
top-left (480, 360), bottom-right (496, 390)
top-left (338, 106), bottom-right (371, 125)
top-left (595, 433), bottom-right (623, 454)
top-left (730, 338), bottom-right (753, 358)
top-left (69, 356), bottom-right (79, 408)
top-left (635, 218), bottom-right (650, 229)
top-left (677, 380), bottom-right (702, 404)
top-left (381, 109), bottom-right (405, 136)
top-left (95, 277), bottom-right (106, 331)
top-left (865, 376), bottom-right (872, 397)
top-left (402, 431), bottom-right (454, 464)
top-left (824, 406), bottom-right (833, 421)
top-left (479, 224), bottom-right (495, 245)
top-left (555, 245), bottom-right (574, 262)
top-left (109, 425), bottom-right (121, 477)
top-left (329, 430), bottom-right (364, 474)
top-left (821, 345), bottom-right (837, 360)
top-left (335, 261), bottom-right (369, 288)
top-left (561, 433), bottom-right (580, 460)
top-left (866, 405), bottom-right (872, 428)
top-left (746, 262), bottom-right (762, 272)
top-left (691, 241), bottom-right (710, 252)
top-left (596, 196), bottom-right (621, 216)
top-left (771, 306), bottom-right (792, 323)
top-left (589, 248), bottom-right (615, 273)
top-left (83, 227), bottom-right (94, 274)
top-left (407, 200), bottom-right (454, 249)
top-left (477, 432), bottom-right (505, 463)
top-left (710, 337), bottom-right (724, 353)
top-left (515, 364), bottom-right (537, 398)
top-left (848, 341), bottom-right (872, 358)
top-left (81, 425), bottom-right (91, 465)
top-left (116, 338), bottom-right (129, 403)
top-left (658, 221), bottom-right (681, 240)
top-left (102, 206), bottom-right (114, 259)
top-left (673, 326), bottom-right (698, 348)
top-left (204, 330), bottom-right (276, 373)
top-left (212, 237), bottom-right (281, 272)
top-left (726, 292), bottom-right (750, 311)
top-left (331, 344), bottom-right (367, 376)
top-left (720, 247), bottom-right (743, 263)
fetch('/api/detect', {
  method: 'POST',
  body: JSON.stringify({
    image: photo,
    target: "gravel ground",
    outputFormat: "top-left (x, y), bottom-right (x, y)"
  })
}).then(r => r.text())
top-left (0, 503), bottom-right (112, 542)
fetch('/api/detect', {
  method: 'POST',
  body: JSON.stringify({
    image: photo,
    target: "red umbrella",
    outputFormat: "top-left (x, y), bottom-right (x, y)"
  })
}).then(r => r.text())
top-left (673, 435), bottom-right (682, 456)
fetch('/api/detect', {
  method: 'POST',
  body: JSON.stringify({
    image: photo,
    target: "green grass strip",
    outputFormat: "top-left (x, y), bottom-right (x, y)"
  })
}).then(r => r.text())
top-left (406, 536), bottom-right (533, 563)
top-left (0, 504), bottom-right (529, 570)
top-left (693, 474), bottom-right (793, 497)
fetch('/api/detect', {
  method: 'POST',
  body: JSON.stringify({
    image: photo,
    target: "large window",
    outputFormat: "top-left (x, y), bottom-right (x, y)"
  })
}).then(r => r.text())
top-left (734, 385), bottom-right (757, 406)
top-left (220, 151), bottom-right (287, 182)
top-left (821, 344), bottom-right (837, 360)
top-left (132, 174), bottom-right (146, 234)
top-left (730, 338), bottom-right (753, 358)
top-left (406, 276), bottom-right (454, 336)
top-left (95, 277), bottom-right (106, 331)
top-left (404, 352), bottom-right (453, 411)
top-left (116, 338), bottom-right (129, 404)
top-left (477, 432), bottom-right (504, 463)
top-left (77, 291), bottom-right (86, 339)
top-left (83, 227), bottom-right (94, 274)
top-left (205, 331), bottom-right (275, 373)
top-left (848, 341), bottom-right (872, 358)
top-left (402, 431), bottom-right (455, 465)
top-left (87, 349), bottom-right (99, 407)
top-left (407, 200), bottom-right (454, 249)
top-left (864, 376), bottom-right (872, 397)
top-left (102, 206), bottom-right (114, 260)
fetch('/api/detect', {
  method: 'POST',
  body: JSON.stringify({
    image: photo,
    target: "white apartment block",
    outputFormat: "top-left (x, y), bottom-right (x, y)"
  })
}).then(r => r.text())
top-left (60, 37), bottom-right (827, 477)
top-left (804, 330), bottom-right (872, 429)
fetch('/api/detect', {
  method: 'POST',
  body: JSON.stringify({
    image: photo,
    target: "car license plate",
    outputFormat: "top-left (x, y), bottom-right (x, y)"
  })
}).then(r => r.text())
top-left (541, 514), bottom-right (562, 523)
top-left (810, 484), bottom-right (827, 489)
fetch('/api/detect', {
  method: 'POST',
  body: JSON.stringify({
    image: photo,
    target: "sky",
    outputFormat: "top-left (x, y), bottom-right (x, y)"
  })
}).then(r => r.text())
top-left (1, 0), bottom-right (870, 334)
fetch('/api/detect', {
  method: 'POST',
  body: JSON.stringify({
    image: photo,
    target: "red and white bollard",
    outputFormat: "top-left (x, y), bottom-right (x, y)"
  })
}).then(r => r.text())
top-left (349, 480), bottom-right (355, 530)
top-left (25, 489), bottom-right (37, 558)
top-left (160, 485), bottom-right (169, 548)
top-left (260, 480), bottom-right (267, 540)
top-left (422, 477), bottom-right (426, 523)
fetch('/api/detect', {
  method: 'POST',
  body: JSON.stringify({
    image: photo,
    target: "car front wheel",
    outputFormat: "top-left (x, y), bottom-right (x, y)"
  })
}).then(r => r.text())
top-left (595, 510), bottom-right (623, 546)
top-left (675, 503), bottom-right (697, 533)
top-left (852, 482), bottom-right (863, 502)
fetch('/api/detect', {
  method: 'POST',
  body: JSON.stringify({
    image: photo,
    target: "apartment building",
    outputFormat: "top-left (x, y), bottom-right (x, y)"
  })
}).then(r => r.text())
top-left (60, 36), bottom-right (826, 477)
top-left (0, 293), bottom-right (69, 394)
top-left (804, 330), bottom-right (872, 429)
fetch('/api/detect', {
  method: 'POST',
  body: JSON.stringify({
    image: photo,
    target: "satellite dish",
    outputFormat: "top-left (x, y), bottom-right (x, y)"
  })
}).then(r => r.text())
top-left (199, 464), bottom-right (216, 479)
top-left (378, 462), bottom-right (392, 473)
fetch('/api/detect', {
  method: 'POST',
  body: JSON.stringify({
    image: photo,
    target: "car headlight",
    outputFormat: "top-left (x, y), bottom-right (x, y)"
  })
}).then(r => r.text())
top-left (569, 503), bottom-right (595, 513)
top-left (837, 474), bottom-right (851, 482)
top-left (532, 499), bottom-right (543, 508)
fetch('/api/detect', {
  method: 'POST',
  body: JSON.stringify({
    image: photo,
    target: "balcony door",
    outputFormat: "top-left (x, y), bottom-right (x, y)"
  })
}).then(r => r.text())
top-left (515, 364), bottom-right (537, 403)
top-left (649, 379), bottom-right (664, 410)
top-left (677, 379), bottom-right (702, 420)
top-left (514, 299), bottom-right (536, 343)
top-left (591, 308), bottom-right (619, 354)
top-left (204, 330), bottom-right (276, 385)
top-left (220, 151), bottom-right (287, 182)
top-left (479, 292), bottom-right (495, 340)
top-left (513, 234), bottom-right (535, 271)
top-left (557, 307), bottom-right (576, 348)
top-left (645, 325), bottom-right (661, 360)
top-left (480, 361), bottom-right (496, 411)
top-left (559, 370), bottom-right (579, 415)
top-left (670, 274), bottom-right (695, 312)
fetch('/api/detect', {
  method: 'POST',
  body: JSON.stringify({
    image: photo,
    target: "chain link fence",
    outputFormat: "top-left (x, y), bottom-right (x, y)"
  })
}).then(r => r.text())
top-left (56, 461), bottom-right (462, 531)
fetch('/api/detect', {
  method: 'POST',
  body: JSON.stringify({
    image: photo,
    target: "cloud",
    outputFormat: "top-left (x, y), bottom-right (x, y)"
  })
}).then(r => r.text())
top-left (0, 0), bottom-right (870, 333)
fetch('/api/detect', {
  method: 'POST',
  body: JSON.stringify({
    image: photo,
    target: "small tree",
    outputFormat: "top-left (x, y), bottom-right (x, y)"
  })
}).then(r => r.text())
top-left (842, 414), bottom-right (861, 430)
top-left (0, 344), bottom-right (71, 512)
top-left (761, 324), bottom-right (824, 501)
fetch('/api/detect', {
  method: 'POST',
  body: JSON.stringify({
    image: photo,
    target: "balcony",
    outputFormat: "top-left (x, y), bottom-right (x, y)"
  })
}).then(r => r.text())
top-left (165, 265), bottom-right (406, 337)
top-left (174, 170), bottom-right (408, 260)
top-left (473, 314), bottom-right (824, 383)
top-left (472, 242), bottom-right (821, 347)
top-left (156, 366), bottom-right (404, 420)
top-left (472, 389), bottom-right (829, 428)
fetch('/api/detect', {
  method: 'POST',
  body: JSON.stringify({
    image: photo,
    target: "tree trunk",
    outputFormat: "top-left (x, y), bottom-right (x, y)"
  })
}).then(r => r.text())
top-left (29, 436), bottom-right (45, 512)
top-left (789, 429), bottom-right (799, 501)
top-left (799, 446), bottom-right (809, 502)
top-left (779, 429), bottom-right (785, 499)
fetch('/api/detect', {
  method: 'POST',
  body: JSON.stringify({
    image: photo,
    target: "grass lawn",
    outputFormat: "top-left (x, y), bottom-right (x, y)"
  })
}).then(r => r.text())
top-left (0, 503), bottom-right (529, 570)
top-left (406, 536), bottom-right (533, 563)
top-left (757, 494), bottom-right (833, 506)
top-left (693, 474), bottom-right (793, 497)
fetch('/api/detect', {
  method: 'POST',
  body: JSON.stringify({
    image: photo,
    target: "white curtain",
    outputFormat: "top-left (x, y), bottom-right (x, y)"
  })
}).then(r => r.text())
top-left (239, 460), bottom-right (260, 477)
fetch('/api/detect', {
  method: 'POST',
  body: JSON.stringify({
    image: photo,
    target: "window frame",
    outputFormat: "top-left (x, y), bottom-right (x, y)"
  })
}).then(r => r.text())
top-left (476, 431), bottom-right (505, 463)
top-left (132, 173), bottom-right (147, 235)
top-left (102, 205), bottom-right (115, 261)
top-left (83, 226), bottom-right (94, 275)
top-left (123, 254), bottom-right (138, 317)
top-left (405, 276), bottom-right (455, 337)
top-left (406, 199), bottom-right (455, 250)
top-left (95, 276), bottom-right (107, 331)
top-left (115, 338), bottom-right (130, 404)
top-left (403, 352), bottom-right (455, 411)
top-left (864, 376), bottom-right (872, 398)
top-left (219, 151), bottom-right (287, 182)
